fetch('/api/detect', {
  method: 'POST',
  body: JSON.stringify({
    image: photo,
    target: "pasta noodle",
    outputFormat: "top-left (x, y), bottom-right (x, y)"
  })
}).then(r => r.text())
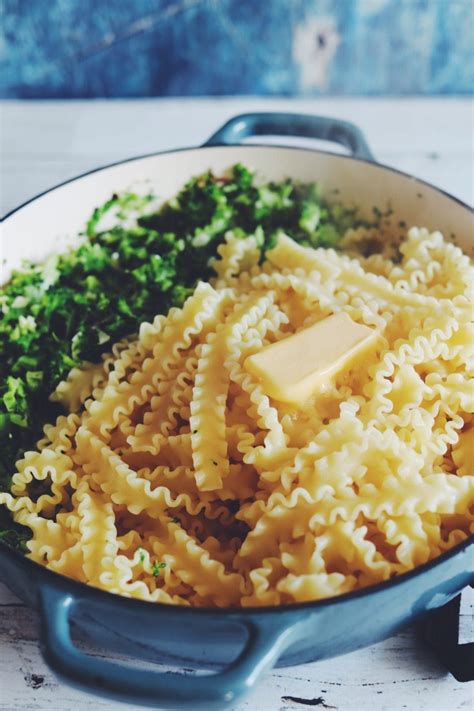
top-left (1, 227), bottom-right (473, 607)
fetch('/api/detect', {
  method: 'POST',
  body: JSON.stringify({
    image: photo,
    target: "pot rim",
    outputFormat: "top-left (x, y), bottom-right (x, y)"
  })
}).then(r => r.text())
top-left (1, 531), bottom-right (472, 616)
top-left (2, 142), bottom-right (473, 225)
top-left (1, 141), bottom-right (473, 616)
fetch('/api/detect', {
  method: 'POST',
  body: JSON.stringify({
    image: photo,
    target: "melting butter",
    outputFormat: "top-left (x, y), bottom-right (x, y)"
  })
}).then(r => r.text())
top-left (244, 312), bottom-right (378, 405)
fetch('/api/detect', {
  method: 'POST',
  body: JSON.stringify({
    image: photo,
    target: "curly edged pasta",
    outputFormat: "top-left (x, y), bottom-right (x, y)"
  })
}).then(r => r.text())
top-left (1, 227), bottom-right (473, 607)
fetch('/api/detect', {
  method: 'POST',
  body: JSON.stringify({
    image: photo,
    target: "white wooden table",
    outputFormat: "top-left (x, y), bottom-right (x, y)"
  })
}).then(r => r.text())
top-left (0, 97), bottom-right (473, 711)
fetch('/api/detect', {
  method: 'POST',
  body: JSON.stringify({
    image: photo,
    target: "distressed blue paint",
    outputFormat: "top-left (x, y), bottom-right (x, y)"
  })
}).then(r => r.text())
top-left (0, 0), bottom-right (473, 97)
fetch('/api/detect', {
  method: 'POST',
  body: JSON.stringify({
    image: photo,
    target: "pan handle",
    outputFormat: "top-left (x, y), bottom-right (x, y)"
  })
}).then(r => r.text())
top-left (38, 585), bottom-right (301, 709)
top-left (205, 112), bottom-right (375, 161)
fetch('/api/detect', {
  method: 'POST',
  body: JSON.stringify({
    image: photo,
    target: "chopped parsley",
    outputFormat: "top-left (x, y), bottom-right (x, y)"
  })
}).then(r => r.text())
top-left (152, 561), bottom-right (166, 577)
top-left (0, 164), bottom-right (372, 550)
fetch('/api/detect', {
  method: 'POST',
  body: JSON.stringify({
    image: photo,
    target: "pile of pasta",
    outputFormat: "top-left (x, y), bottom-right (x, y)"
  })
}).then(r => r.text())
top-left (1, 227), bottom-right (473, 607)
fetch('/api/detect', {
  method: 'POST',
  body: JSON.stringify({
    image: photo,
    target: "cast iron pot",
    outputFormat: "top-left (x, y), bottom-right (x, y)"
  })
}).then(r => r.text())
top-left (1, 113), bottom-right (473, 708)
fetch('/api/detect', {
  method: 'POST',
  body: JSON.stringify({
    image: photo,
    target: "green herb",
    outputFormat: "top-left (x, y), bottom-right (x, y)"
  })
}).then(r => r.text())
top-left (152, 561), bottom-right (166, 577)
top-left (138, 548), bottom-right (146, 563)
top-left (0, 165), bottom-right (372, 550)
top-left (0, 527), bottom-right (29, 552)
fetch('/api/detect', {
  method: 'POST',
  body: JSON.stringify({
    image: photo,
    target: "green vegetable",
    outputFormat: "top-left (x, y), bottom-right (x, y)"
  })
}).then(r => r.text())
top-left (152, 561), bottom-right (166, 577)
top-left (0, 164), bottom-right (372, 550)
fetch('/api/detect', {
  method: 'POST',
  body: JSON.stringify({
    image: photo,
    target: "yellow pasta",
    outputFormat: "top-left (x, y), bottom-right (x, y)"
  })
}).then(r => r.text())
top-left (1, 227), bottom-right (473, 607)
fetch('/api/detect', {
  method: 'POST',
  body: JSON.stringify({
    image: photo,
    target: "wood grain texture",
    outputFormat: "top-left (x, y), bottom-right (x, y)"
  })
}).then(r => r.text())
top-left (1, 97), bottom-right (473, 218)
top-left (2, 0), bottom-right (473, 98)
top-left (0, 97), bottom-right (473, 711)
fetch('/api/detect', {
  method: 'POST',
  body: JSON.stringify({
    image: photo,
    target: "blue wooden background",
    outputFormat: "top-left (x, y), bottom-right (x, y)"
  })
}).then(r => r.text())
top-left (1, 0), bottom-right (473, 98)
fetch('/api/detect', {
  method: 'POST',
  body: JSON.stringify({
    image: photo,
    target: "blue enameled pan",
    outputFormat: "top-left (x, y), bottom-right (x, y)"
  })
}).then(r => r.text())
top-left (1, 113), bottom-right (473, 708)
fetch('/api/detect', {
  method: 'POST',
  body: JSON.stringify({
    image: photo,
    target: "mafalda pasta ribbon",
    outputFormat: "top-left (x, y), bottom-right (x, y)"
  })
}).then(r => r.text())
top-left (1, 228), bottom-right (473, 607)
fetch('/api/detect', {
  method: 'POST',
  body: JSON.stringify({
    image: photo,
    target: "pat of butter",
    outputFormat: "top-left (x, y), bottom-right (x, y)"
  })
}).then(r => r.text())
top-left (244, 312), bottom-right (377, 405)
